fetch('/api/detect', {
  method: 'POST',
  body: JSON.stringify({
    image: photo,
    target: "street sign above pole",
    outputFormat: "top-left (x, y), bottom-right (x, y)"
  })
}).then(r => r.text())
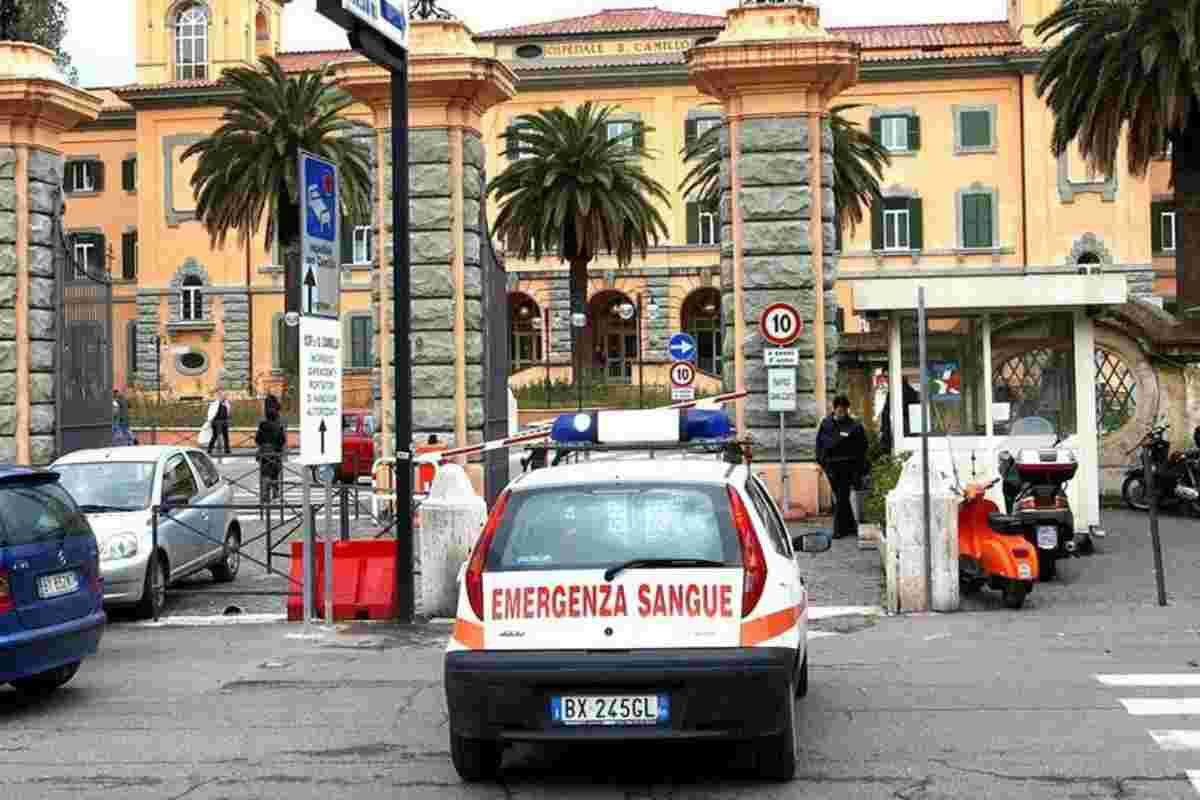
top-left (318, 0), bottom-right (410, 51)
top-left (669, 332), bottom-right (697, 363)
top-left (760, 302), bottom-right (803, 346)
top-left (298, 150), bottom-right (341, 319)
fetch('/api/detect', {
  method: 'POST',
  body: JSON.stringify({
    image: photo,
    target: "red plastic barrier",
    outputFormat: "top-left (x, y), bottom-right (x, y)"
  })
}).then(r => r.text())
top-left (286, 540), bottom-right (398, 622)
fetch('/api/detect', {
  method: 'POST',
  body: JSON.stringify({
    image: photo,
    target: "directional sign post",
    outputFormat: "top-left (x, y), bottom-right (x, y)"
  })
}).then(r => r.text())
top-left (760, 302), bottom-right (803, 347)
top-left (318, 0), bottom-right (415, 622)
top-left (298, 316), bottom-right (343, 466)
top-left (670, 360), bottom-right (696, 402)
top-left (759, 304), bottom-right (803, 515)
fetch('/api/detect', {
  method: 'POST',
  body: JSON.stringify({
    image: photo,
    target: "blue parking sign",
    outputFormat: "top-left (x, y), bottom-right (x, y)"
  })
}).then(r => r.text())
top-left (299, 151), bottom-right (341, 318)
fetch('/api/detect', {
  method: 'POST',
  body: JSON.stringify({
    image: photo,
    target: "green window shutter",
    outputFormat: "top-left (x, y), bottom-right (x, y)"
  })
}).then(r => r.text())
top-left (960, 110), bottom-right (990, 148)
top-left (962, 194), bottom-right (992, 248)
top-left (122, 158), bottom-right (136, 191)
top-left (1151, 201), bottom-right (1164, 252)
top-left (127, 321), bottom-right (138, 376)
top-left (91, 234), bottom-right (105, 271)
top-left (979, 194), bottom-right (993, 247)
top-left (505, 125), bottom-right (518, 160)
top-left (686, 201), bottom-right (700, 245)
top-left (685, 118), bottom-right (698, 150)
top-left (907, 115), bottom-right (921, 151)
top-left (870, 199), bottom-right (884, 250)
top-left (122, 231), bottom-right (137, 280)
top-left (64, 162), bottom-right (76, 190)
top-left (869, 116), bottom-right (882, 145)
top-left (834, 203), bottom-right (843, 252)
top-left (93, 160), bottom-right (105, 192)
top-left (340, 215), bottom-right (354, 265)
top-left (908, 198), bottom-right (923, 251)
top-left (272, 315), bottom-right (283, 369)
top-left (633, 121), bottom-right (646, 150)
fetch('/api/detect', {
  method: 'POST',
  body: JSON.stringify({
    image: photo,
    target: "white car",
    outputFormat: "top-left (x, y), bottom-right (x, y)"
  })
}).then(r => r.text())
top-left (50, 446), bottom-right (242, 619)
top-left (443, 409), bottom-right (831, 782)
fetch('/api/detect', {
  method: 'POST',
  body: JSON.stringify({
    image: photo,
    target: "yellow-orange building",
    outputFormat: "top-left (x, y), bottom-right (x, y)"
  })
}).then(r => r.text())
top-left (62, 0), bottom-right (1175, 421)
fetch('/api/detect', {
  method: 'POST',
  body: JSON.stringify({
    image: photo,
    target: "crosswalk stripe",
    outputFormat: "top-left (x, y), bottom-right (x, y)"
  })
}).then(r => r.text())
top-left (1120, 698), bottom-right (1200, 716)
top-left (1099, 674), bottom-right (1200, 688)
top-left (1149, 730), bottom-right (1200, 751)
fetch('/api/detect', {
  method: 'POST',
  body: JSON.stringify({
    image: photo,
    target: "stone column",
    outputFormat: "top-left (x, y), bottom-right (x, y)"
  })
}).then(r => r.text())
top-left (0, 43), bottom-right (101, 465)
top-left (689, 1), bottom-right (857, 512)
top-left (336, 20), bottom-right (515, 489)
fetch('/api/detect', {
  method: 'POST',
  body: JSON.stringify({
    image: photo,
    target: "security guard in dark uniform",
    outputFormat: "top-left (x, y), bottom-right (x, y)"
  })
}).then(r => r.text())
top-left (816, 395), bottom-right (869, 539)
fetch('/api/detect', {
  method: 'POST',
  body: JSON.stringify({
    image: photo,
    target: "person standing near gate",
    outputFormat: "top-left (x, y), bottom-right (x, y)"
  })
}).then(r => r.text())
top-left (112, 387), bottom-right (134, 446)
top-left (256, 394), bottom-right (286, 502)
top-left (206, 389), bottom-right (231, 456)
top-left (816, 395), bottom-right (868, 540)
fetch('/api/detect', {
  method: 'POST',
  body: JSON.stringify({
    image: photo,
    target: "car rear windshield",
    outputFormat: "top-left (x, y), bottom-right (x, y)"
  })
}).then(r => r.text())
top-left (0, 482), bottom-right (92, 546)
top-left (487, 482), bottom-right (741, 572)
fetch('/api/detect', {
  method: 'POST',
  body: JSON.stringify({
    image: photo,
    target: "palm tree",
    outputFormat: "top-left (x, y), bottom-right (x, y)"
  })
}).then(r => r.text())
top-left (489, 102), bottom-right (671, 384)
top-left (680, 103), bottom-right (891, 238)
top-left (1035, 0), bottom-right (1200, 316)
top-left (182, 56), bottom-right (374, 372)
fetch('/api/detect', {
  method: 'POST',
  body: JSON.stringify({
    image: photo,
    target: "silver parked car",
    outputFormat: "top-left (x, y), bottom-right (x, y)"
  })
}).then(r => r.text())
top-left (49, 446), bottom-right (242, 619)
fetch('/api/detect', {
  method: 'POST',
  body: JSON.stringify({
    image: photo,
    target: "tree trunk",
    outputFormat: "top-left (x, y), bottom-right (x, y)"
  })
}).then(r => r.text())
top-left (1174, 105), bottom-right (1200, 321)
top-left (568, 258), bottom-right (589, 389)
top-left (279, 193), bottom-right (301, 375)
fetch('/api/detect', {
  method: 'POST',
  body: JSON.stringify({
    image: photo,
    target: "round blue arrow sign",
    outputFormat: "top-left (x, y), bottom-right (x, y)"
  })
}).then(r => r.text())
top-left (669, 333), bottom-right (697, 363)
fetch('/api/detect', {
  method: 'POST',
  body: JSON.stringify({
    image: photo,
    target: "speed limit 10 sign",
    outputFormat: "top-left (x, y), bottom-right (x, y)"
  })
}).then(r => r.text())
top-left (670, 360), bottom-right (696, 387)
top-left (759, 302), bottom-right (803, 346)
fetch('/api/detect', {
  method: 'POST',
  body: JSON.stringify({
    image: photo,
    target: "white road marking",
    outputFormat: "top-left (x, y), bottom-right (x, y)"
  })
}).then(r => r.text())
top-left (133, 613), bottom-right (287, 627)
top-left (1188, 771), bottom-right (1200, 793)
top-left (1120, 698), bottom-right (1200, 716)
top-left (1098, 674), bottom-right (1200, 687)
top-left (1149, 730), bottom-right (1200, 751)
top-left (808, 605), bottom-right (881, 620)
top-left (807, 631), bottom-right (839, 639)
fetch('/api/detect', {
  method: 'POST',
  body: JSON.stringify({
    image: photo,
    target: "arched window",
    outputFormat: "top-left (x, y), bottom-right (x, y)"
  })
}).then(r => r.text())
top-left (1077, 252), bottom-right (1101, 265)
top-left (175, 4), bottom-right (209, 81)
top-left (180, 275), bottom-right (203, 321)
top-left (509, 294), bottom-right (543, 372)
top-left (682, 288), bottom-right (722, 376)
top-left (1095, 348), bottom-right (1137, 434)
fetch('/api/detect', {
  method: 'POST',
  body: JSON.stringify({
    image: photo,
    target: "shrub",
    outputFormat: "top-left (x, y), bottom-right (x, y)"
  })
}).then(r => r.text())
top-left (513, 379), bottom-right (715, 410)
top-left (861, 440), bottom-right (910, 527)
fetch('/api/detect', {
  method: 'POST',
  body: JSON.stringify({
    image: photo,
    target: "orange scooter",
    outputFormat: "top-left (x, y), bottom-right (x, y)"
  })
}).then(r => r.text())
top-left (956, 478), bottom-right (1039, 609)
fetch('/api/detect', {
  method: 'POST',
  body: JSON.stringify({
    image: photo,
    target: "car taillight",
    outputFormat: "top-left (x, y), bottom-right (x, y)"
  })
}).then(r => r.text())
top-left (727, 486), bottom-right (767, 617)
top-left (465, 490), bottom-right (510, 621)
top-left (1054, 495), bottom-right (1069, 510)
top-left (1016, 497), bottom-right (1036, 512)
top-left (0, 570), bottom-right (13, 615)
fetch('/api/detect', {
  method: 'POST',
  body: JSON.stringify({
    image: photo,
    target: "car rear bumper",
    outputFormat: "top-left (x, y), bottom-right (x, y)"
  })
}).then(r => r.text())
top-left (0, 610), bottom-right (105, 682)
top-left (444, 647), bottom-right (796, 743)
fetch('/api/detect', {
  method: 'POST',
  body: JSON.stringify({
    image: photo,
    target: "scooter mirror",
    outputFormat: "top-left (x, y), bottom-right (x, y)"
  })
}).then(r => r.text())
top-left (793, 531), bottom-right (832, 554)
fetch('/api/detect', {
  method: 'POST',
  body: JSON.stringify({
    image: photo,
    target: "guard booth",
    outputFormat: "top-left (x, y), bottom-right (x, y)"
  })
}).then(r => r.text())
top-left (845, 271), bottom-right (1129, 535)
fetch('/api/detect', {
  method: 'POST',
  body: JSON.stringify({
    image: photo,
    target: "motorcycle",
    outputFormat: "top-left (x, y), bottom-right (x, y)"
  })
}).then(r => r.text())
top-left (1121, 424), bottom-right (1200, 514)
top-left (956, 478), bottom-right (1040, 610)
top-left (999, 445), bottom-right (1079, 581)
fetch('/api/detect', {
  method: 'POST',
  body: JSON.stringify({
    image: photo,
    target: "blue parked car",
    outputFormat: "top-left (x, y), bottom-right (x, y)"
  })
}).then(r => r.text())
top-left (0, 467), bottom-right (105, 694)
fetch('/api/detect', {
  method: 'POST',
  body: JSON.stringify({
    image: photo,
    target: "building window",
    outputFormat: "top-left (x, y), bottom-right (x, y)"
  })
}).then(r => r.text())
top-left (121, 231), bottom-right (137, 281)
top-left (273, 313), bottom-right (298, 370)
top-left (880, 117), bottom-right (908, 151)
top-left (955, 106), bottom-right (996, 153)
top-left (687, 200), bottom-right (720, 245)
top-left (872, 197), bottom-right (923, 252)
top-left (353, 225), bottom-right (372, 264)
top-left (510, 294), bottom-right (543, 372)
top-left (1162, 210), bottom-right (1176, 252)
top-left (175, 4), bottom-right (209, 81)
top-left (683, 289), bottom-right (722, 377)
top-left (505, 122), bottom-right (531, 161)
top-left (121, 157), bottom-right (136, 192)
top-left (180, 275), bottom-right (203, 321)
top-left (70, 233), bottom-right (105, 278)
top-left (348, 314), bottom-right (373, 369)
top-left (685, 115), bottom-right (721, 150)
top-left (1095, 349), bottom-right (1138, 434)
top-left (65, 160), bottom-right (103, 194)
top-left (175, 349), bottom-right (209, 376)
top-left (961, 193), bottom-right (994, 249)
top-left (871, 112), bottom-right (920, 154)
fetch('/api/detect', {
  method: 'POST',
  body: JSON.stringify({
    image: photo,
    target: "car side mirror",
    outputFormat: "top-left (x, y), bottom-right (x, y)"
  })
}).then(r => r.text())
top-left (792, 531), bottom-right (832, 554)
top-left (161, 491), bottom-right (187, 509)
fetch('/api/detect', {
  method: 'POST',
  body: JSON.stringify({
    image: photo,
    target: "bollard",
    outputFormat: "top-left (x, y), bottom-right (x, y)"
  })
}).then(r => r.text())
top-left (151, 507), bottom-right (160, 622)
top-left (340, 484), bottom-right (351, 541)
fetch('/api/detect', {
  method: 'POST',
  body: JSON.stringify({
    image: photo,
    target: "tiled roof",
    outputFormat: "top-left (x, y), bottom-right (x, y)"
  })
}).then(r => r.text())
top-left (831, 21), bottom-right (1019, 50)
top-left (276, 50), bottom-right (366, 72)
top-left (115, 78), bottom-right (227, 94)
top-left (477, 7), bottom-right (725, 38)
top-left (91, 89), bottom-right (132, 112)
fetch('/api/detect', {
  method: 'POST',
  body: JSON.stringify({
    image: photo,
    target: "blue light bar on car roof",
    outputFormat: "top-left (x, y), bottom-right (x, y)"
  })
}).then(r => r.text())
top-left (549, 408), bottom-right (734, 445)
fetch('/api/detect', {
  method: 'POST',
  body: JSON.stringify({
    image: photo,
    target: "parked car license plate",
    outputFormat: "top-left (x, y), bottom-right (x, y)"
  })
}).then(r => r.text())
top-left (550, 694), bottom-right (668, 726)
top-left (37, 571), bottom-right (79, 599)
top-left (1037, 526), bottom-right (1058, 549)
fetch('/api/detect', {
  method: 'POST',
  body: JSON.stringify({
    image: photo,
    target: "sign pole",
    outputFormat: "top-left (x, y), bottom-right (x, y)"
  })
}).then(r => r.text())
top-left (779, 410), bottom-right (789, 515)
top-left (324, 474), bottom-right (335, 623)
top-left (392, 51), bottom-right (415, 624)
top-left (1144, 447), bottom-right (1168, 606)
top-left (302, 463), bottom-right (314, 624)
top-left (917, 287), bottom-right (932, 611)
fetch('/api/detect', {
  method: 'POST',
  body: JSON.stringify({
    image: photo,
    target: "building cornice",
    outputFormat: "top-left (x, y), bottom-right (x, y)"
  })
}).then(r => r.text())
top-left (114, 85), bottom-right (242, 110)
top-left (75, 109), bottom-right (136, 131)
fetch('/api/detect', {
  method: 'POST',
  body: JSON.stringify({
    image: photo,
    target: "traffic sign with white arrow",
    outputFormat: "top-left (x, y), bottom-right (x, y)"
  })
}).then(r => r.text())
top-left (298, 316), bottom-right (343, 466)
top-left (304, 267), bottom-right (318, 315)
top-left (669, 332), bottom-right (697, 363)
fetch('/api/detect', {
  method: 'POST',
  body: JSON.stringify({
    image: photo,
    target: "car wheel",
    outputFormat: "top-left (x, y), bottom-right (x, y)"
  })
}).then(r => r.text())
top-left (1002, 580), bottom-right (1028, 610)
top-left (756, 688), bottom-right (797, 781)
top-left (795, 652), bottom-right (809, 698)
top-left (449, 732), bottom-right (502, 782)
top-left (10, 661), bottom-right (80, 695)
top-left (210, 528), bottom-right (241, 583)
top-left (135, 553), bottom-right (167, 620)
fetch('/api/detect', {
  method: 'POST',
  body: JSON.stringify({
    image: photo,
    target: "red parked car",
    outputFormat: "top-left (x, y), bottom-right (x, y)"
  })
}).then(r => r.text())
top-left (339, 410), bottom-right (376, 483)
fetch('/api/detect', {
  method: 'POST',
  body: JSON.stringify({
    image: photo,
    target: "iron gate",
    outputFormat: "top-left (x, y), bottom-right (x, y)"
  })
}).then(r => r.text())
top-left (54, 187), bottom-right (114, 457)
top-left (479, 171), bottom-right (510, 507)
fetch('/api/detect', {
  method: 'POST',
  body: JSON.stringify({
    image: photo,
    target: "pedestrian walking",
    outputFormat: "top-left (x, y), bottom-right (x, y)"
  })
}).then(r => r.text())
top-left (111, 387), bottom-right (134, 446)
top-left (255, 394), bottom-right (286, 503)
top-left (816, 394), bottom-right (868, 540)
top-left (206, 389), bottom-right (232, 456)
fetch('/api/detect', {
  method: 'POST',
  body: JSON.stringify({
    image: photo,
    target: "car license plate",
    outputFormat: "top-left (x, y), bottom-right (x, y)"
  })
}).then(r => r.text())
top-left (37, 571), bottom-right (79, 599)
top-left (1037, 526), bottom-right (1058, 550)
top-left (550, 694), bottom-right (668, 726)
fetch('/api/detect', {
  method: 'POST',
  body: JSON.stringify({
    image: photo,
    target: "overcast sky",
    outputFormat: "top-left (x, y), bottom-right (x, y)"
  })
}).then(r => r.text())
top-left (64, 0), bottom-right (1008, 88)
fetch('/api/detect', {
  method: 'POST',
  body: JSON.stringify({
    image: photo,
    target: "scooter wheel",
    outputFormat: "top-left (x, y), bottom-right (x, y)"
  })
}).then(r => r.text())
top-left (1039, 557), bottom-right (1057, 582)
top-left (959, 577), bottom-right (984, 595)
top-left (1122, 475), bottom-right (1150, 511)
top-left (1002, 581), bottom-right (1028, 609)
